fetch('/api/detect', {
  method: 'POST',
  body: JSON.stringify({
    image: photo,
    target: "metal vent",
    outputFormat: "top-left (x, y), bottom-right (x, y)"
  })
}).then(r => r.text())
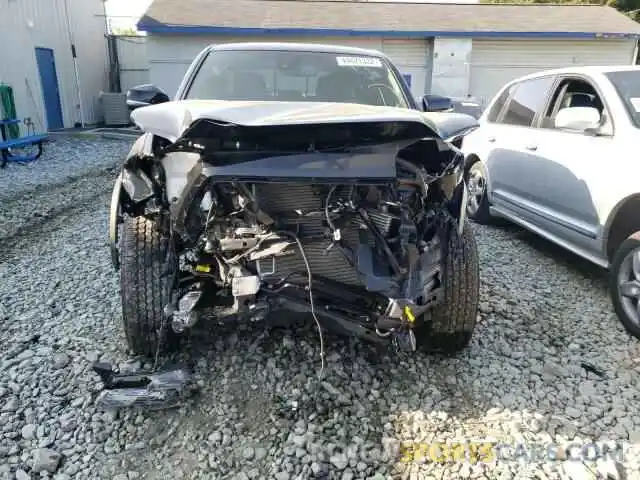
top-left (99, 92), bottom-right (130, 126)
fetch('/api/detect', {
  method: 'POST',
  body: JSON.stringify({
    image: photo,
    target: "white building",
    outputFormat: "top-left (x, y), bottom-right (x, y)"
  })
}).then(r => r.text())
top-left (136, 0), bottom-right (640, 107)
top-left (0, 0), bottom-right (110, 131)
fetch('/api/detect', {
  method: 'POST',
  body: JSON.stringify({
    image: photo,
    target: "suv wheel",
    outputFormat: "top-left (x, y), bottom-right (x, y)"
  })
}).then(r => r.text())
top-left (119, 215), bottom-right (179, 356)
top-left (466, 162), bottom-right (492, 224)
top-left (416, 220), bottom-right (480, 353)
top-left (610, 231), bottom-right (640, 339)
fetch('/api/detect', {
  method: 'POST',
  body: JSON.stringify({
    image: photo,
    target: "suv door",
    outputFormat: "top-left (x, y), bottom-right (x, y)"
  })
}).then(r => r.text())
top-left (483, 75), bottom-right (557, 225)
top-left (524, 75), bottom-right (617, 255)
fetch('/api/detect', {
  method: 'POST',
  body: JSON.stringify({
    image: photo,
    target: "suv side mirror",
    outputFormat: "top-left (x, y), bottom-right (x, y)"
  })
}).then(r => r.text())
top-left (555, 107), bottom-right (601, 132)
top-left (421, 94), bottom-right (453, 113)
top-left (126, 84), bottom-right (170, 110)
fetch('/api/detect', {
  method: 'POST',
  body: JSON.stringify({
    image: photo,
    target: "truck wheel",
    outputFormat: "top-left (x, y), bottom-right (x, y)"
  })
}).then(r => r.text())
top-left (416, 221), bottom-right (480, 353)
top-left (610, 231), bottom-right (640, 339)
top-left (466, 161), bottom-right (492, 224)
top-left (119, 215), bottom-right (178, 357)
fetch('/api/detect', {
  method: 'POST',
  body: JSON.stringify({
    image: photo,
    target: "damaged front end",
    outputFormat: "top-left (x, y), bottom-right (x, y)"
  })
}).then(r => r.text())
top-left (110, 101), bottom-right (473, 356)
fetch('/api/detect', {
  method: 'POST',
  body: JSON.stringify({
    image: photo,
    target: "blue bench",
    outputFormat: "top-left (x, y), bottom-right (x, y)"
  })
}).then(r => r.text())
top-left (0, 119), bottom-right (48, 168)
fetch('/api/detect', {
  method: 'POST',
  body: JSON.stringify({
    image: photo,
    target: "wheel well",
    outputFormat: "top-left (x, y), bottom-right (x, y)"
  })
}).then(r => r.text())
top-left (606, 195), bottom-right (640, 261)
top-left (463, 154), bottom-right (480, 177)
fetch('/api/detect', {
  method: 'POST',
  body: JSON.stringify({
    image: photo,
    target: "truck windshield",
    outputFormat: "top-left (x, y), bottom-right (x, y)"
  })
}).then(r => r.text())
top-left (184, 49), bottom-right (409, 109)
top-left (604, 70), bottom-right (640, 129)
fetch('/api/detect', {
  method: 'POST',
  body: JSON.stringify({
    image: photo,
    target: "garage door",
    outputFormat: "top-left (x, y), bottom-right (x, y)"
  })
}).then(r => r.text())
top-left (381, 38), bottom-right (432, 99)
top-left (469, 39), bottom-right (636, 108)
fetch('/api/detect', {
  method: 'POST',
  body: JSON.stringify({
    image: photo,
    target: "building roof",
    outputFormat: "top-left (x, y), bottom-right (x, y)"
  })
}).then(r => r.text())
top-left (138, 0), bottom-right (640, 39)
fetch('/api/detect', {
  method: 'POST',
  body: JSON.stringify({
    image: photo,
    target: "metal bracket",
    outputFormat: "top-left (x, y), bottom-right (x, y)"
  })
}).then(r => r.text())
top-left (92, 362), bottom-right (195, 411)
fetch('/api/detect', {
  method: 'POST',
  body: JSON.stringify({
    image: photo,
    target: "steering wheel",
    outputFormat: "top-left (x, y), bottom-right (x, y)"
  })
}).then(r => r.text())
top-left (367, 84), bottom-right (402, 107)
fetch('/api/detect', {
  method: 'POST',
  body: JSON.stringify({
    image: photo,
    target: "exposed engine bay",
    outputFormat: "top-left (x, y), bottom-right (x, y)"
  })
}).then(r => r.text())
top-left (111, 101), bottom-right (475, 360)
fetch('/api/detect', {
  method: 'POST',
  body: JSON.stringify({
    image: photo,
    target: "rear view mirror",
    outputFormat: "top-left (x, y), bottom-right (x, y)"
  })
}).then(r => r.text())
top-left (555, 106), bottom-right (601, 132)
top-left (421, 94), bottom-right (453, 113)
top-left (126, 84), bottom-right (170, 110)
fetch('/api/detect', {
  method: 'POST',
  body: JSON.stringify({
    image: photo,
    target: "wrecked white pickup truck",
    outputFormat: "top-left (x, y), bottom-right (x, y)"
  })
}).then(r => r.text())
top-left (109, 42), bottom-right (481, 366)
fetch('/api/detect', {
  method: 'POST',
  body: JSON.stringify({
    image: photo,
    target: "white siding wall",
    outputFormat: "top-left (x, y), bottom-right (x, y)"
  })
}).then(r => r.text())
top-left (68, 0), bottom-right (110, 125)
top-left (382, 38), bottom-right (432, 98)
top-left (116, 36), bottom-right (150, 92)
top-left (0, 0), bottom-right (108, 131)
top-left (146, 35), bottom-right (433, 100)
top-left (469, 38), bottom-right (636, 107)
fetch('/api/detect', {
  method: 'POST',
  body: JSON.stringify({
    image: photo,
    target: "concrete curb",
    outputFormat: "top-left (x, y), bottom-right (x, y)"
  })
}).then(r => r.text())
top-left (99, 132), bottom-right (140, 141)
top-left (47, 130), bottom-right (139, 141)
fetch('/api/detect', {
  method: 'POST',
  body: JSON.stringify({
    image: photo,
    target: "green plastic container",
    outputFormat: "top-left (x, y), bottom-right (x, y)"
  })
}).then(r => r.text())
top-left (0, 83), bottom-right (19, 139)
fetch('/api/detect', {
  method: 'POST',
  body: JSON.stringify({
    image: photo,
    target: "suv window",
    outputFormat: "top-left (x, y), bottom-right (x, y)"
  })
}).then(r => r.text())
top-left (486, 85), bottom-right (514, 122)
top-left (603, 70), bottom-right (639, 128)
top-left (184, 49), bottom-right (409, 108)
top-left (500, 76), bottom-right (555, 127)
top-left (541, 77), bottom-right (607, 130)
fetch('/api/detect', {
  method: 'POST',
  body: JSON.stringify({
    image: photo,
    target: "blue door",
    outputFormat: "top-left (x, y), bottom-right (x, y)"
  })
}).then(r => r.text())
top-left (35, 48), bottom-right (64, 130)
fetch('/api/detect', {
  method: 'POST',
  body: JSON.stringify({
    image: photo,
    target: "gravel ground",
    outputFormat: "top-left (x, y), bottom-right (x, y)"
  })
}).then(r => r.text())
top-left (2, 137), bottom-right (640, 480)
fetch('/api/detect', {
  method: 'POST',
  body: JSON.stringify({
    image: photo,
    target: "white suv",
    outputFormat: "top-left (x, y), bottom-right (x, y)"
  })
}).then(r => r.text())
top-left (461, 65), bottom-right (640, 339)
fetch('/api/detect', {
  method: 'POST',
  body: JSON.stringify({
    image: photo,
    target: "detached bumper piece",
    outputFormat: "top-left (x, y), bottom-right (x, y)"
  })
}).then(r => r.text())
top-left (92, 362), bottom-right (195, 411)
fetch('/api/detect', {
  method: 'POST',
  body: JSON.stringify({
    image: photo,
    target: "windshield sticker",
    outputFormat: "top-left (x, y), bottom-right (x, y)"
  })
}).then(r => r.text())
top-left (336, 56), bottom-right (383, 68)
top-left (630, 97), bottom-right (640, 112)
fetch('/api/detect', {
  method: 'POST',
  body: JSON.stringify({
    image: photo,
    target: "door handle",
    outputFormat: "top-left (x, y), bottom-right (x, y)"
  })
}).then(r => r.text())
top-left (525, 145), bottom-right (538, 151)
top-left (488, 137), bottom-right (496, 143)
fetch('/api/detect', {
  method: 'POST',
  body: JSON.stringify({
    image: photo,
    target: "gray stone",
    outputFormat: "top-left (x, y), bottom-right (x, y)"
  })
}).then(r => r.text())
top-left (342, 470), bottom-right (354, 480)
top-left (565, 406), bottom-right (582, 419)
top-left (292, 435), bottom-right (306, 448)
top-left (21, 424), bottom-right (37, 440)
top-left (330, 453), bottom-right (349, 470)
top-left (242, 447), bottom-right (255, 460)
top-left (15, 469), bottom-right (29, 480)
top-left (208, 431), bottom-right (222, 444)
top-left (52, 353), bottom-right (70, 370)
top-left (254, 447), bottom-right (267, 460)
top-left (32, 448), bottom-right (61, 473)
top-left (2, 397), bottom-right (19, 412)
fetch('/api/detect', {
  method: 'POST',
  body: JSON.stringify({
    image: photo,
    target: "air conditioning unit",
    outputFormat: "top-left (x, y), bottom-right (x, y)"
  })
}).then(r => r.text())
top-left (99, 92), bottom-right (130, 126)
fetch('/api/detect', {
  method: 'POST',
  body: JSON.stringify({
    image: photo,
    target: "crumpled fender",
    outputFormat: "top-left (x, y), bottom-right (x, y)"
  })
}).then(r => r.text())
top-left (109, 171), bottom-right (123, 270)
top-left (109, 133), bottom-right (156, 270)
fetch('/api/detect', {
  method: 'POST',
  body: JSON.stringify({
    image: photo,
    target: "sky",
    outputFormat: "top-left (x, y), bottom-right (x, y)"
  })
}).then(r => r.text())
top-left (104, 0), bottom-right (153, 30)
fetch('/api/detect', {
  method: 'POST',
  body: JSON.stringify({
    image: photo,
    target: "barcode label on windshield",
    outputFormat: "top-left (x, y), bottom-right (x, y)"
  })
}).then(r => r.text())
top-left (336, 56), bottom-right (383, 68)
top-left (630, 97), bottom-right (640, 112)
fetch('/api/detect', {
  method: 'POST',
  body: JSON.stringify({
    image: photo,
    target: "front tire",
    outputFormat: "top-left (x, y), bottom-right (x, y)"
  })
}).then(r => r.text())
top-left (416, 221), bottom-right (480, 353)
top-left (119, 215), bottom-right (178, 356)
top-left (610, 231), bottom-right (640, 339)
top-left (466, 161), bottom-right (492, 224)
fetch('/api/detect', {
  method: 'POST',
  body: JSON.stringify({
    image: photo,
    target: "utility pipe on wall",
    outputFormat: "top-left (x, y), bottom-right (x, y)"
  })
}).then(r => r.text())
top-left (62, 0), bottom-right (86, 127)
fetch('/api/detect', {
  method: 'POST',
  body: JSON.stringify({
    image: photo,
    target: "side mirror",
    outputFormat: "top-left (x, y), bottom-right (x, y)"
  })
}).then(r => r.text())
top-left (554, 107), bottom-right (601, 132)
top-left (126, 84), bottom-right (170, 110)
top-left (421, 94), bottom-right (453, 113)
